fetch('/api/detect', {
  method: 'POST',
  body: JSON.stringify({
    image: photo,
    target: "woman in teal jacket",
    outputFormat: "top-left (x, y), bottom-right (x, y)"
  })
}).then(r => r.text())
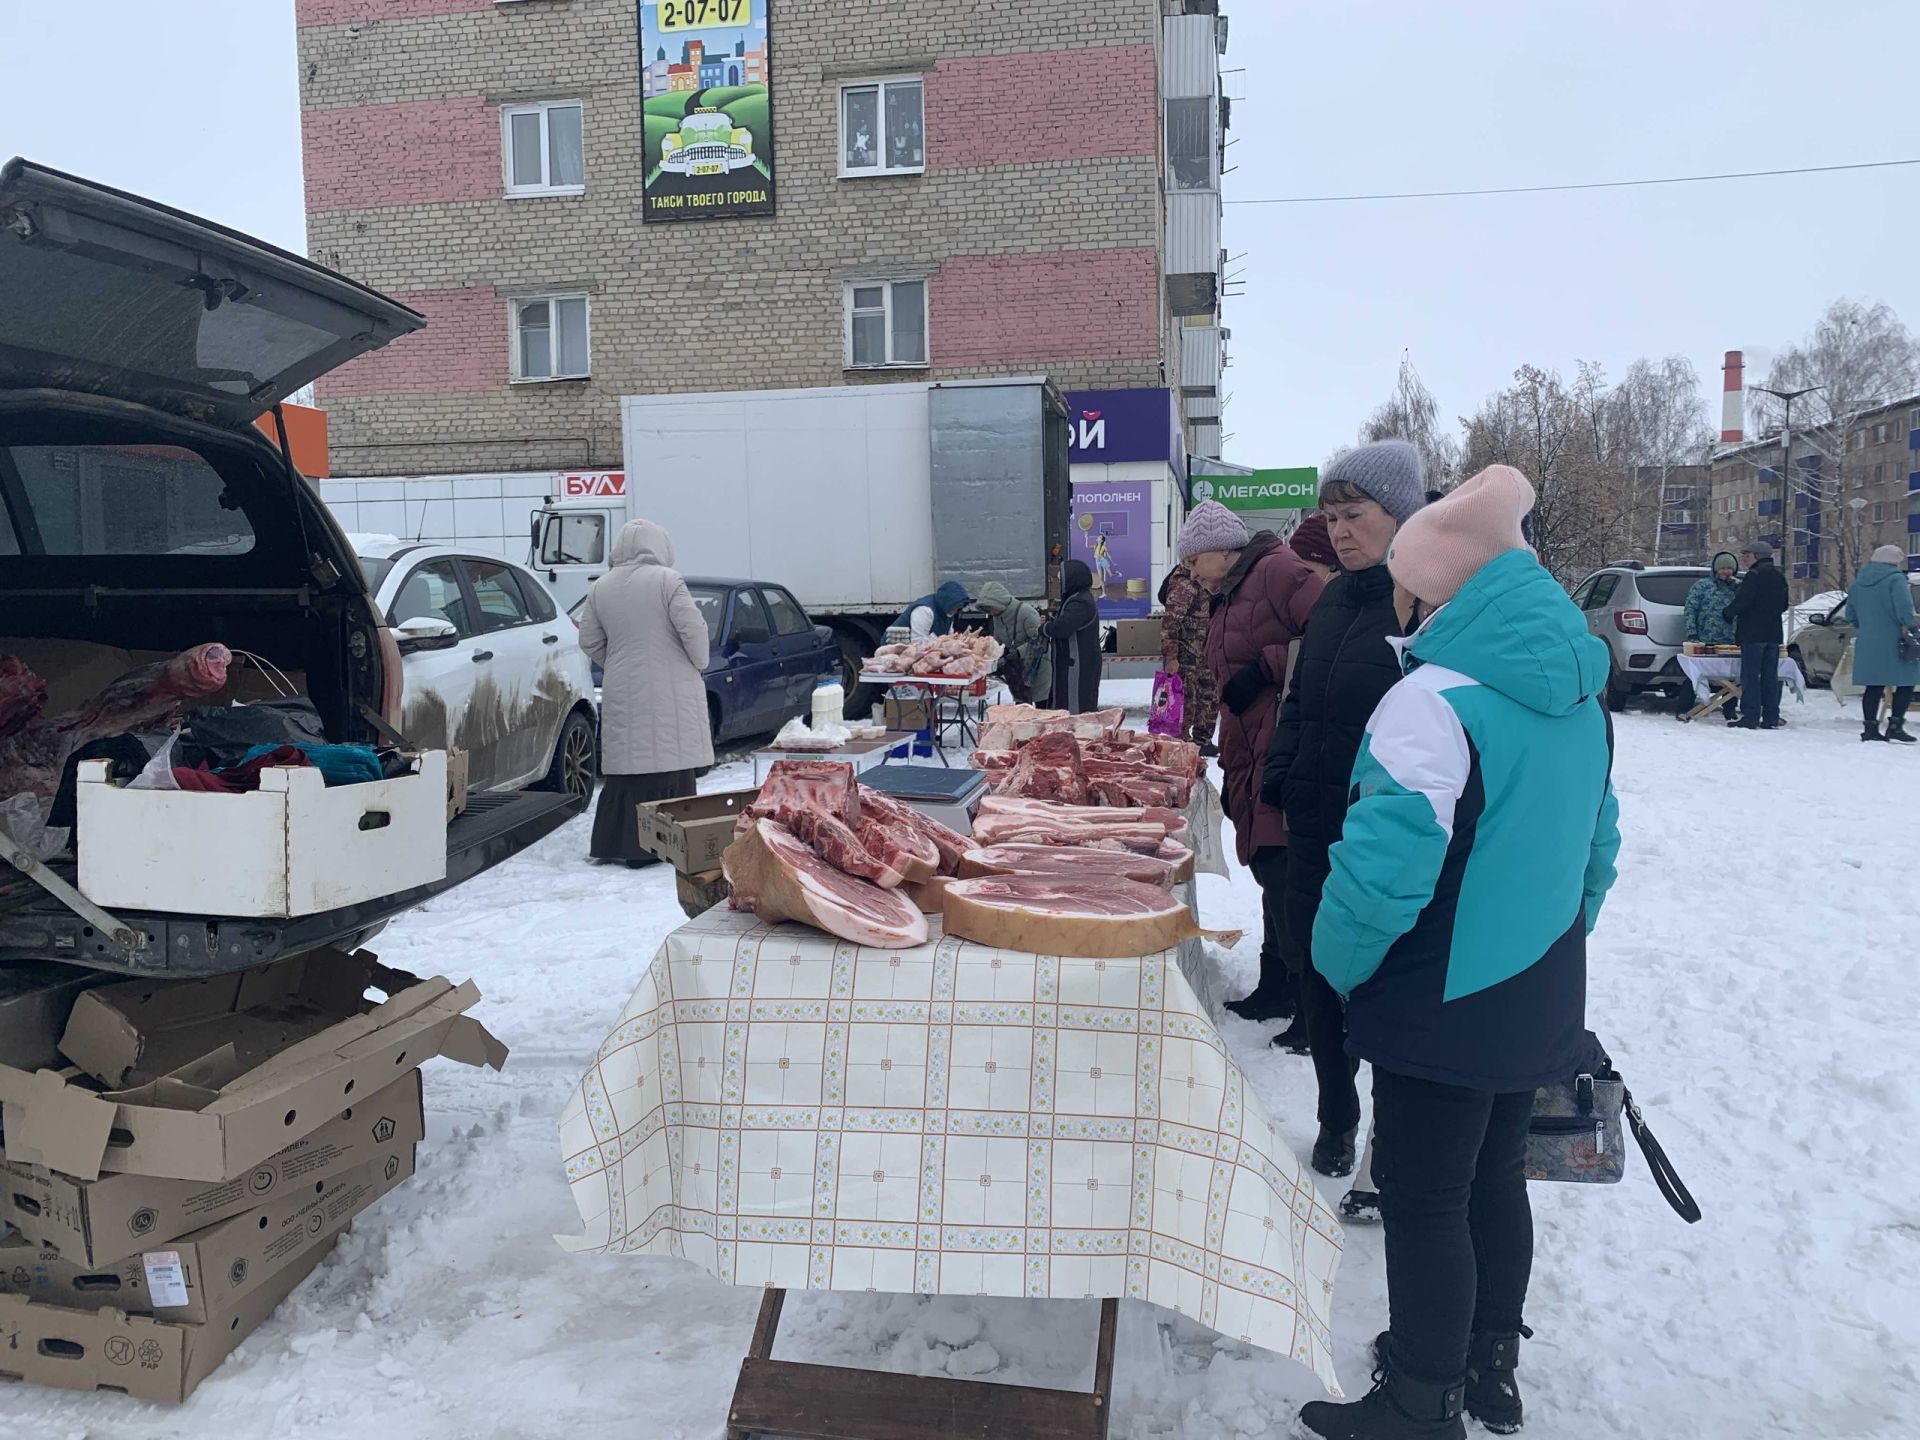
top-left (1297, 466), bottom-right (1621, 1440)
top-left (1847, 544), bottom-right (1919, 742)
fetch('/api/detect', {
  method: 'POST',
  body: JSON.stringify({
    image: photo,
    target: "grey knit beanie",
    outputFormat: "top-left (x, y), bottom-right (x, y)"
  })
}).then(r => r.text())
top-left (1320, 440), bottom-right (1427, 524)
top-left (1745, 539), bottom-right (1773, 560)
top-left (1177, 500), bottom-right (1252, 560)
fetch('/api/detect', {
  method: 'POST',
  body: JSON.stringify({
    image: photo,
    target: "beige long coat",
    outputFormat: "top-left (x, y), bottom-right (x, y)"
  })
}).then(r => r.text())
top-left (577, 520), bottom-right (715, 775)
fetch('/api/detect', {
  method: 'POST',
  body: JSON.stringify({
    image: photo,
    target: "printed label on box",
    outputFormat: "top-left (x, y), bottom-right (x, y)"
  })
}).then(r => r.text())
top-left (142, 1251), bottom-right (190, 1309)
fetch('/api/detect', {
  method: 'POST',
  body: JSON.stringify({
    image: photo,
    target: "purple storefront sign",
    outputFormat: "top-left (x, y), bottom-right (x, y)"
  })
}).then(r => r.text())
top-left (1065, 389), bottom-right (1182, 468)
top-left (1071, 482), bottom-right (1154, 619)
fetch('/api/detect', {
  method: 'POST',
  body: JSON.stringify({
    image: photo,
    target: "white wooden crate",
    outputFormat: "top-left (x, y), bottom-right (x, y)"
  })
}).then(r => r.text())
top-left (76, 751), bottom-right (448, 918)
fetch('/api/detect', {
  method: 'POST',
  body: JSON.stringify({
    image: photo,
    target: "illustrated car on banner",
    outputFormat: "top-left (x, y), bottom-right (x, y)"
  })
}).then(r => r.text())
top-left (660, 108), bottom-right (756, 177)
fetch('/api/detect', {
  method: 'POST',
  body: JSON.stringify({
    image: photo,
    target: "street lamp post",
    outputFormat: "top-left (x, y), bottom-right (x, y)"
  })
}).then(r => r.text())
top-left (1753, 384), bottom-right (1821, 594)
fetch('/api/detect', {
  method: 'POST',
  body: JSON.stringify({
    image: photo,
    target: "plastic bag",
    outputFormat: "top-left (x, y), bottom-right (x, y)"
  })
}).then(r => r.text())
top-left (128, 729), bottom-right (185, 791)
top-left (1, 791), bottom-right (66, 862)
top-left (1148, 671), bottom-right (1186, 737)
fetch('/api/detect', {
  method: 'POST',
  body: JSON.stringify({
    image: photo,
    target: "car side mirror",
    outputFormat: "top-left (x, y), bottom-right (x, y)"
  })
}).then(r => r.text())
top-left (394, 616), bottom-right (459, 654)
top-left (1808, 615), bottom-right (1830, 627)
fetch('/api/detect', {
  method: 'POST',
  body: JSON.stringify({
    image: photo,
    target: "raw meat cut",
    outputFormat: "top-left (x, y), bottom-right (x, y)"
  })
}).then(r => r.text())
top-left (975, 705), bottom-right (1125, 752)
top-left (942, 876), bottom-right (1237, 958)
top-left (0, 643), bottom-right (233, 807)
top-left (723, 818), bottom-right (928, 949)
top-left (749, 759), bottom-right (860, 826)
top-left (864, 634), bottom-right (1002, 680)
top-left (862, 817), bottom-right (940, 885)
top-left (989, 730), bottom-right (1088, 804)
top-left (957, 843), bottom-right (1190, 889)
top-left (0, 656), bottom-right (48, 743)
top-left (770, 806), bottom-right (909, 890)
top-left (856, 785), bottom-right (970, 876)
top-left (969, 796), bottom-right (1191, 855)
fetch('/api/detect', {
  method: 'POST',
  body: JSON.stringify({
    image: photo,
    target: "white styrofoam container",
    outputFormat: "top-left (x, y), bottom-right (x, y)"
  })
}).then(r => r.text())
top-left (76, 751), bottom-right (448, 918)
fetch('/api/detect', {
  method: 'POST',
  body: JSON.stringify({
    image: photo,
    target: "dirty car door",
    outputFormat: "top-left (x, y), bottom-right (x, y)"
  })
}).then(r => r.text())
top-left (459, 557), bottom-right (567, 789)
top-left (388, 557), bottom-right (483, 780)
top-left (721, 586), bottom-right (785, 735)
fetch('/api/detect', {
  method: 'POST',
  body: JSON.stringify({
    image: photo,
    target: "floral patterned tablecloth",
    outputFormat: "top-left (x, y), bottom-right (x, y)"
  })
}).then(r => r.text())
top-left (558, 904), bottom-right (1344, 1395)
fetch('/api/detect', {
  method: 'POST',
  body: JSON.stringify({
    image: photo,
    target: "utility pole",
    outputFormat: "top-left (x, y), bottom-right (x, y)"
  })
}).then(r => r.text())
top-left (1754, 384), bottom-right (1820, 596)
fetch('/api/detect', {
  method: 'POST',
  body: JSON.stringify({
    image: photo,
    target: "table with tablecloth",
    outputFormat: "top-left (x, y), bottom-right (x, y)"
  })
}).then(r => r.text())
top-left (1675, 652), bottom-right (1806, 722)
top-left (557, 900), bottom-right (1345, 1394)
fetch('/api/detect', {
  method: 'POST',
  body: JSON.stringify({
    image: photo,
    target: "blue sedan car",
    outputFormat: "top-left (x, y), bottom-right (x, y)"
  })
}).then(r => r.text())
top-left (574, 579), bottom-right (841, 744)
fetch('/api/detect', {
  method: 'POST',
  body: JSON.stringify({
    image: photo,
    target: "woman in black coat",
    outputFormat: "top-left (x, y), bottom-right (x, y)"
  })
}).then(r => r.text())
top-left (1260, 443), bottom-right (1423, 1197)
top-left (1044, 559), bottom-right (1102, 713)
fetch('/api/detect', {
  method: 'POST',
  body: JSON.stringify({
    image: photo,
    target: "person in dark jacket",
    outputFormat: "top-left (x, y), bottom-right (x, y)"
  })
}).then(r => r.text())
top-left (1261, 441), bottom-right (1426, 1181)
top-left (894, 581), bottom-right (971, 641)
top-left (1180, 501), bottom-right (1323, 1025)
top-left (1723, 539), bottom-right (1791, 730)
top-left (1043, 560), bottom-right (1101, 714)
top-left (1848, 543), bottom-right (1920, 742)
top-left (1296, 466), bottom-right (1620, 1440)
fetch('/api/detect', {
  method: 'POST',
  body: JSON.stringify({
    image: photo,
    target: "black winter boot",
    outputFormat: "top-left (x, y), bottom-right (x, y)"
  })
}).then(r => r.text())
top-left (1464, 1331), bottom-right (1525, 1433)
top-left (1863, 724), bottom-right (1889, 742)
top-left (1888, 720), bottom-right (1917, 744)
top-left (1294, 1366), bottom-right (1465, 1440)
top-left (1311, 1125), bottom-right (1358, 1178)
top-left (1372, 1329), bottom-right (1527, 1434)
top-left (1339, 1188), bottom-right (1383, 1224)
top-left (1271, 1014), bottom-right (1312, 1054)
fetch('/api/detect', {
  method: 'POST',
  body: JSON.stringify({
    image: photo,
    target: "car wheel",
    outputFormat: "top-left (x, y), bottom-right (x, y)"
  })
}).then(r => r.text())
top-left (837, 633), bottom-right (879, 720)
top-left (537, 710), bottom-right (598, 801)
top-left (1605, 666), bottom-right (1631, 713)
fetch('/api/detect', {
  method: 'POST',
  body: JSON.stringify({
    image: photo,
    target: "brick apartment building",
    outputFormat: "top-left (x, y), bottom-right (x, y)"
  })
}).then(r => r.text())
top-left (294, 0), bottom-right (1233, 479)
top-left (1709, 393), bottom-right (1920, 595)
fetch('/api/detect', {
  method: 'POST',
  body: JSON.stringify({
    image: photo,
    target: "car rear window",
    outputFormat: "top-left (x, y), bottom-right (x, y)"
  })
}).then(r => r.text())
top-left (0, 443), bottom-right (255, 556)
top-left (1631, 573), bottom-right (1705, 607)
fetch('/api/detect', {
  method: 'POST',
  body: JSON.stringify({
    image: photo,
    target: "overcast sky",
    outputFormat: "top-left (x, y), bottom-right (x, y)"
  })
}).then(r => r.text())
top-left (2, 0), bottom-right (1914, 474)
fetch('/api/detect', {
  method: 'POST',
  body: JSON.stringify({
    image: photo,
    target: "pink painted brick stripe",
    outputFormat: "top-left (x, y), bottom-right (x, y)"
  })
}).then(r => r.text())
top-left (303, 97), bottom-right (500, 213)
top-left (931, 249), bottom-right (1161, 368)
top-left (317, 287), bottom-right (504, 397)
top-left (297, 0), bottom-right (491, 25)
top-left (925, 45), bottom-right (1159, 172)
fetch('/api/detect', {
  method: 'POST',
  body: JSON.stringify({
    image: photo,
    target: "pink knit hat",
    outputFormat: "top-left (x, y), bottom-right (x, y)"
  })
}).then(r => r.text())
top-left (1387, 464), bottom-right (1537, 606)
top-left (1177, 500), bottom-right (1252, 560)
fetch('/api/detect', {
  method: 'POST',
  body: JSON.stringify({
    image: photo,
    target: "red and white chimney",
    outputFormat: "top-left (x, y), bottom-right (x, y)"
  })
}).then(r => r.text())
top-left (1721, 350), bottom-right (1744, 443)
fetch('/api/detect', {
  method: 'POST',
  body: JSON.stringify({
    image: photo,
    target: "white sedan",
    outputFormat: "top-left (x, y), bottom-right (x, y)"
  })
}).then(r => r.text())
top-left (352, 540), bottom-right (599, 799)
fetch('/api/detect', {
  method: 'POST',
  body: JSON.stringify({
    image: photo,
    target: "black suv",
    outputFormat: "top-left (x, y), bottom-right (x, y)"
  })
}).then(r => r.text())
top-left (0, 160), bottom-right (582, 975)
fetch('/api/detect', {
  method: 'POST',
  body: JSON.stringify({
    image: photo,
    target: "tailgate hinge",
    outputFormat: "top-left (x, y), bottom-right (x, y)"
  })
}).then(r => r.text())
top-left (0, 829), bottom-right (147, 958)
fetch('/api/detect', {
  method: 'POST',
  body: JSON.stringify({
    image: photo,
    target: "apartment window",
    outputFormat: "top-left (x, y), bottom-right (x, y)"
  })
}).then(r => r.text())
top-left (1875, 463), bottom-right (1886, 487)
top-left (844, 280), bottom-right (927, 368)
top-left (503, 102), bottom-right (585, 195)
top-left (1908, 407), bottom-right (1919, 435)
top-left (1852, 430), bottom-right (1867, 451)
top-left (840, 79), bottom-right (924, 176)
top-left (1853, 467), bottom-right (1865, 489)
top-left (1166, 97), bottom-right (1214, 190)
top-left (1874, 422), bottom-right (1890, 444)
top-left (1874, 502), bottom-right (1887, 523)
top-left (512, 296), bottom-right (590, 381)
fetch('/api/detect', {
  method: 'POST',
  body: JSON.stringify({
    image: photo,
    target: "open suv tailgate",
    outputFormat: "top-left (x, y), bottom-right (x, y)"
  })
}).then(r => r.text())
top-left (0, 789), bottom-right (582, 976)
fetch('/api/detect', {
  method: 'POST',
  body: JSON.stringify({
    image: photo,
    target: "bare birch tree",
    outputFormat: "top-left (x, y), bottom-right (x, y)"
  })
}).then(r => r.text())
top-left (1358, 354), bottom-right (1460, 490)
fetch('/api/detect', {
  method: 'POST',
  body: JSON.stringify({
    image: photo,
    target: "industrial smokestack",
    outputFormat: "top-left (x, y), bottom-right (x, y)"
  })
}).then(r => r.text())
top-left (1721, 350), bottom-right (1744, 443)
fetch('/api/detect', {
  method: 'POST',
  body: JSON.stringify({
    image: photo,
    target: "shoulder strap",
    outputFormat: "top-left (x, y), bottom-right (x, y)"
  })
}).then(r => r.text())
top-left (1623, 1088), bottom-right (1701, 1223)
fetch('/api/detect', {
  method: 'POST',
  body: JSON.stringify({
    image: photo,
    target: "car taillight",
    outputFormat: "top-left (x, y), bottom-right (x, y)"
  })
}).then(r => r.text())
top-left (1615, 610), bottom-right (1649, 635)
top-left (377, 626), bottom-right (405, 727)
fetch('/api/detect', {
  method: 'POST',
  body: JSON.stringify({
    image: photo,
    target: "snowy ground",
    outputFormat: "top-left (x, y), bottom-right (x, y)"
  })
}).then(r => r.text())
top-left (5, 684), bottom-right (1918, 1438)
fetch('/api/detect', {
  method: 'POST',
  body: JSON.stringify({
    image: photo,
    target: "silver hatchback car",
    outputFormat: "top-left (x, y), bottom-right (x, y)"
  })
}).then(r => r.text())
top-left (1569, 564), bottom-right (1712, 711)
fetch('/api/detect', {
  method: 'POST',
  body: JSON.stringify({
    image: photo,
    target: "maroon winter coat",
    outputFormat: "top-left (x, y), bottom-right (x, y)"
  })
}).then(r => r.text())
top-left (1203, 534), bottom-right (1323, 866)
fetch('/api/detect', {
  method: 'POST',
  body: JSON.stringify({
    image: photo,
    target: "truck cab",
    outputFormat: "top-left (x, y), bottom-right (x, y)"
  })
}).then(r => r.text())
top-left (529, 484), bottom-right (629, 613)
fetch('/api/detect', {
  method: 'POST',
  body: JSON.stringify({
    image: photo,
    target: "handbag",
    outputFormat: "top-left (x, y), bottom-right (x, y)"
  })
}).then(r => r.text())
top-left (1524, 1030), bottom-right (1700, 1223)
top-left (1899, 628), bottom-right (1920, 665)
top-left (1148, 670), bottom-right (1186, 737)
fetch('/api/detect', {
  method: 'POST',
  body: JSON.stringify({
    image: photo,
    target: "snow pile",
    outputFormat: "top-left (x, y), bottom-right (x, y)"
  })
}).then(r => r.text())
top-left (4, 703), bottom-right (1918, 1438)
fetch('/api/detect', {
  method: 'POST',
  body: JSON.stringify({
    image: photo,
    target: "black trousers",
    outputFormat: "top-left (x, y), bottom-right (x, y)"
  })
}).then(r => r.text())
top-left (1863, 685), bottom-right (1914, 727)
top-left (1738, 643), bottom-right (1782, 727)
top-left (1285, 885), bottom-right (1361, 1132)
top-left (1248, 846), bottom-right (1300, 1018)
top-left (1372, 1067), bottom-right (1536, 1385)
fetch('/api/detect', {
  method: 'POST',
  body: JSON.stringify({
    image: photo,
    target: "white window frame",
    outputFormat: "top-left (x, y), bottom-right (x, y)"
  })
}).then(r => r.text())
top-left (510, 294), bottom-right (592, 383)
top-left (502, 101), bottom-right (586, 197)
top-left (843, 279), bottom-right (929, 371)
top-left (838, 77), bottom-right (926, 179)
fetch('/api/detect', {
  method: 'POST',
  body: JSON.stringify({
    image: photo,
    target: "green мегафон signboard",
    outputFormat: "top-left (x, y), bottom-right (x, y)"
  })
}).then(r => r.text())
top-left (639, 1), bottom-right (774, 222)
top-left (1190, 468), bottom-right (1319, 512)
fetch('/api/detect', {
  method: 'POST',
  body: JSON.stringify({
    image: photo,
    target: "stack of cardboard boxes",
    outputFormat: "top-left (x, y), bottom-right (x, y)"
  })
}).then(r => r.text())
top-left (0, 947), bottom-right (504, 1402)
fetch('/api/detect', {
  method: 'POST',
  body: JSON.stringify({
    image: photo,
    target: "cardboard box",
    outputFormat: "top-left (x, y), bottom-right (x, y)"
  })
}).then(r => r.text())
top-left (675, 868), bottom-right (731, 921)
top-left (2, 1070), bottom-right (424, 1268)
top-left (0, 1144), bottom-right (414, 1324)
top-left (75, 750), bottom-right (448, 919)
top-left (637, 788), bottom-right (759, 874)
top-left (0, 963), bottom-right (114, 1072)
top-left (1112, 618), bottom-right (1163, 658)
top-left (0, 1233), bottom-right (335, 1403)
top-left (0, 949), bottom-right (505, 1183)
top-left (884, 696), bottom-right (933, 733)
